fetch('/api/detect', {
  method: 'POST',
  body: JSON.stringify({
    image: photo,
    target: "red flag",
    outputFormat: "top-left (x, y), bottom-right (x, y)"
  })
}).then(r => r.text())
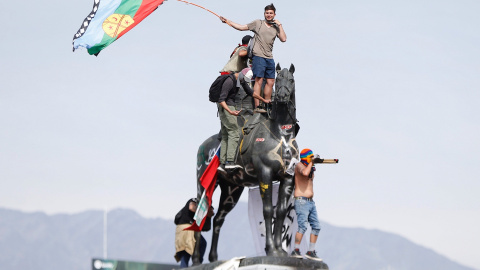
top-left (185, 146), bottom-right (220, 231)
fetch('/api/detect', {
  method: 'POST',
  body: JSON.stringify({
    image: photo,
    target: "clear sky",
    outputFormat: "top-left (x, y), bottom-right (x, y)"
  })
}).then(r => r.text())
top-left (0, 0), bottom-right (479, 269)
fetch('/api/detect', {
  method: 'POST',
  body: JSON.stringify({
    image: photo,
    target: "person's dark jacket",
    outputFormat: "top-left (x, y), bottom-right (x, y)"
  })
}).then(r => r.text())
top-left (174, 198), bottom-right (211, 232)
top-left (218, 76), bottom-right (254, 106)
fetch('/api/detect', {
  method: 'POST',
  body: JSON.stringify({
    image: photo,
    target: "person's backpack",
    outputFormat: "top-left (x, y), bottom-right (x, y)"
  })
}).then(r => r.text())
top-left (246, 37), bottom-right (255, 60)
top-left (209, 73), bottom-right (235, 102)
top-left (246, 21), bottom-right (264, 60)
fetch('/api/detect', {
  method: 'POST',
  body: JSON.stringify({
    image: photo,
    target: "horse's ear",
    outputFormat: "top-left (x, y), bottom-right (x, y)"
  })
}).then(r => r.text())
top-left (276, 63), bottom-right (281, 72)
top-left (289, 64), bottom-right (295, 74)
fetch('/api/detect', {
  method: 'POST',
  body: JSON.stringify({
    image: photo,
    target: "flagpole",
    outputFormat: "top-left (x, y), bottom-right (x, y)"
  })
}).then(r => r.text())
top-left (175, 0), bottom-right (233, 27)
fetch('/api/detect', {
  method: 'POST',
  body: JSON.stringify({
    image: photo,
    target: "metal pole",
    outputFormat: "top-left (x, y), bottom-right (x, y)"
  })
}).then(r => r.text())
top-left (103, 207), bottom-right (107, 259)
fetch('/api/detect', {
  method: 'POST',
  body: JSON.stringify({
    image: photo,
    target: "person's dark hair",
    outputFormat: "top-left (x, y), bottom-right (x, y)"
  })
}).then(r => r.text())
top-left (242, 35), bottom-right (252, 45)
top-left (265, 3), bottom-right (276, 13)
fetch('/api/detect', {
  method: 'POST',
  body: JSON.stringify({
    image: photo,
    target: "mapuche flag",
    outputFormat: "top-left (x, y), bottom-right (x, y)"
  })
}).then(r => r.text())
top-left (72, 0), bottom-right (164, 55)
top-left (185, 145), bottom-right (220, 232)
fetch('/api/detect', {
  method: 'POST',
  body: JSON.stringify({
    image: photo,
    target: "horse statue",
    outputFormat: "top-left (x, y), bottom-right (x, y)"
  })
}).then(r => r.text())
top-left (192, 63), bottom-right (299, 264)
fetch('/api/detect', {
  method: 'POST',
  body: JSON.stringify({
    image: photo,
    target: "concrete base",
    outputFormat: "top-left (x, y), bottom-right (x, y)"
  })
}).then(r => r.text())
top-left (188, 256), bottom-right (328, 270)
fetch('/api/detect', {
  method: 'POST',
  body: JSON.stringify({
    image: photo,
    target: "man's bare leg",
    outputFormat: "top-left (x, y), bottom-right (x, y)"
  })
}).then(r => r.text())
top-left (310, 234), bottom-right (318, 244)
top-left (295, 232), bottom-right (303, 245)
top-left (264, 78), bottom-right (275, 101)
top-left (254, 77), bottom-right (264, 108)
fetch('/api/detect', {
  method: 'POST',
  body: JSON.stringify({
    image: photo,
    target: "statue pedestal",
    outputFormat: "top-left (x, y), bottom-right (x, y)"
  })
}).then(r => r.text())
top-left (188, 256), bottom-right (328, 270)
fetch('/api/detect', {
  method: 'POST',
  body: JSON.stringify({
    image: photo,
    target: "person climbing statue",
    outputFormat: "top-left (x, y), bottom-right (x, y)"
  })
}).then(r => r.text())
top-left (219, 3), bottom-right (286, 113)
top-left (216, 68), bottom-right (270, 172)
top-left (220, 35), bottom-right (252, 75)
top-left (174, 198), bottom-right (214, 268)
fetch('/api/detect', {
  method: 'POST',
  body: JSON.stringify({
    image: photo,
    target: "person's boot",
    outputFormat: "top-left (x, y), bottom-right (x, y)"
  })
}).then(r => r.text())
top-left (253, 105), bottom-right (267, 113)
top-left (225, 161), bottom-right (243, 170)
top-left (217, 163), bottom-right (226, 173)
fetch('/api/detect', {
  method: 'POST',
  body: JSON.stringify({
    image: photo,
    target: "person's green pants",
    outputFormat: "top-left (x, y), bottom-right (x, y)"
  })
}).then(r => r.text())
top-left (217, 103), bottom-right (240, 164)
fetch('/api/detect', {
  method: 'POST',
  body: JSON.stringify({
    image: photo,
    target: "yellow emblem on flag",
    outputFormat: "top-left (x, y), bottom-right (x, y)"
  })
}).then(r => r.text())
top-left (102, 14), bottom-right (134, 38)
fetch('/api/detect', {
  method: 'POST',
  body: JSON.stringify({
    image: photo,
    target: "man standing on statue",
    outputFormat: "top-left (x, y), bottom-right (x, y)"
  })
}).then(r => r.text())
top-left (291, 149), bottom-right (323, 261)
top-left (219, 3), bottom-right (287, 113)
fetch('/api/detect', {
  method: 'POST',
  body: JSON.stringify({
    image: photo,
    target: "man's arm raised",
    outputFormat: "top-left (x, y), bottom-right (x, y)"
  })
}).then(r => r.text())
top-left (220, 16), bottom-right (249, 31)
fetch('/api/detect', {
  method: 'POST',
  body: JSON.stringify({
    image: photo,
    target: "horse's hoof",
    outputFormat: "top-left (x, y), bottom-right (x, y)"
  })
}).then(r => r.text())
top-left (270, 248), bottom-right (288, 257)
top-left (276, 249), bottom-right (288, 257)
top-left (209, 253), bottom-right (218, 262)
top-left (266, 249), bottom-right (283, 257)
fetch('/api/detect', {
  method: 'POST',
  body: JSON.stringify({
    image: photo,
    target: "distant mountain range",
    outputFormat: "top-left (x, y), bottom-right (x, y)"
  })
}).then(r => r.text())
top-left (0, 204), bottom-right (474, 270)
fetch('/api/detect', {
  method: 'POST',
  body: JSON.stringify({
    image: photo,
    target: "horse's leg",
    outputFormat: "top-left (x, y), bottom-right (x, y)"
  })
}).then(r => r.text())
top-left (209, 181), bottom-right (244, 262)
top-left (193, 135), bottom-right (221, 265)
top-left (258, 167), bottom-right (278, 256)
top-left (192, 231), bottom-right (202, 265)
top-left (273, 175), bottom-right (294, 255)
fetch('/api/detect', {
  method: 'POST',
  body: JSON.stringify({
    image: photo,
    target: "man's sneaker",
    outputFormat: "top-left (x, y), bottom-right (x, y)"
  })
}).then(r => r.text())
top-left (225, 162), bottom-right (243, 170)
top-left (290, 248), bottom-right (302, 258)
top-left (305, 250), bottom-right (323, 261)
top-left (217, 164), bottom-right (226, 173)
top-left (253, 106), bottom-right (267, 113)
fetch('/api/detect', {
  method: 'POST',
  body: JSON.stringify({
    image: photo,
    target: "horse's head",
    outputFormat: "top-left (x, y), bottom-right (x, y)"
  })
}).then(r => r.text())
top-left (274, 63), bottom-right (295, 103)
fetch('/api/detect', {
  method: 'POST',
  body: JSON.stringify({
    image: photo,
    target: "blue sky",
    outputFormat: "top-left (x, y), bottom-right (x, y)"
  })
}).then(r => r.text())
top-left (0, 0), bottom-right (479, 268)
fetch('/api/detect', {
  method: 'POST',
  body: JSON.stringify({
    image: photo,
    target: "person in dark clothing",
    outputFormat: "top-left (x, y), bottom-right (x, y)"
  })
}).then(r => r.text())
top-left (174, 198), bottom-right (214, 268)
top-left (216, 67), bottom-right (270, 172)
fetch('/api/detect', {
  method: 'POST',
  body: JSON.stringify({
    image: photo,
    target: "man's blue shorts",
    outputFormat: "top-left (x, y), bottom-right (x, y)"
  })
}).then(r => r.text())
top-left (294, 198), bottom-right (321, 235)
top-left (252, 55), bottom-right (276, 79)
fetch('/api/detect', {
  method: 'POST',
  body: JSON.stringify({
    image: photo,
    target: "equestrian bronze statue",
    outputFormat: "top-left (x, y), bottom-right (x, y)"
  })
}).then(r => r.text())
top-left (193, 64), bottom-right (299, 264)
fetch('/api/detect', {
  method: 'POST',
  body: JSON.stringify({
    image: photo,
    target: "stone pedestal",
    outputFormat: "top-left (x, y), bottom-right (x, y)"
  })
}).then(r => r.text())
top-left (188, 256), bottom-right (328, 270)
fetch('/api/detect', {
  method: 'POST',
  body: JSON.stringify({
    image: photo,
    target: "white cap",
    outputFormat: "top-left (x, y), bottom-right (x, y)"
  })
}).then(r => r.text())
top-left (237, 67), bottom-right (253, 87)
top-left (242, 67), bottom-right (253, 83)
